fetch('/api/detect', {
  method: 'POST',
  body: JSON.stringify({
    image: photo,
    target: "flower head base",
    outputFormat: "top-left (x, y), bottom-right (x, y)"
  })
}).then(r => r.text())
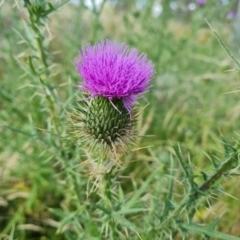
top-left (75, 40), bottom-right (155, 112)
top-left (70, 95), bottom-right (137, 158)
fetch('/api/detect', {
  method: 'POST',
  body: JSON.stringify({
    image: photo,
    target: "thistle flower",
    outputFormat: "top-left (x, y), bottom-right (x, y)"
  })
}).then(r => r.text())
top-left (227, 11), bottom-right (236, 19)
top-left (197, 0), bottom-right (206, 6)
top-left (72, 40), bottom-right (155, 158)
top-left (75, 40), bottom-right (155, 112)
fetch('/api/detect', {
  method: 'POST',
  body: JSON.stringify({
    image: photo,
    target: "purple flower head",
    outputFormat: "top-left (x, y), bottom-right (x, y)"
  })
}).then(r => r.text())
top-left (227, 11), bottom-right (236, 19)
top-left (197, 0), bottom-right (206, 6)
top-left (75, 40), bottom-right (155, 112)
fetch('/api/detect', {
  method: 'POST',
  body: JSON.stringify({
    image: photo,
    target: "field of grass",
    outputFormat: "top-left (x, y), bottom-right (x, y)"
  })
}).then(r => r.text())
top-left (1, 0), bottom-right (240, 239)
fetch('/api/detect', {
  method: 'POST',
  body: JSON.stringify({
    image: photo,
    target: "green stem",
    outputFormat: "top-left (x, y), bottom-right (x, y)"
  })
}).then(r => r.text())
top-left (89, 0), bottom-right (106, 43)
top-left (158, 151), bottom-right (238, 230)
top-left (100, 166), bottom-right (117, 237)
top-left (24, 0), bottom-right (63, 151)
top-left (198, 152), bottom-right (237, 193)
top-left (181, 223), bottom-right (240, 240)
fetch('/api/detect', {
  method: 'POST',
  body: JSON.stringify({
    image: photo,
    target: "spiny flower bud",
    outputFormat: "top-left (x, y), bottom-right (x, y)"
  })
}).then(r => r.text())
top-left (71, 40), bottom-right (155, 159)
top-left (71, 96), bottom-right (137, 157)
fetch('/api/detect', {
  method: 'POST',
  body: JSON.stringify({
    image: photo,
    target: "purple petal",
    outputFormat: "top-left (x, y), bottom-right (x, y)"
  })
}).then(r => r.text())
top-left (75, 40), bottom-right (155, 111)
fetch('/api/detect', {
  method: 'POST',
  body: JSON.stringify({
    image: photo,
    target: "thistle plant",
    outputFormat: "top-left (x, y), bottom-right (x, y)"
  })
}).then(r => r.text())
top-left (71, 40), bottom-right (155, 162)
top-left (3, 1), bottom-right (240, 239)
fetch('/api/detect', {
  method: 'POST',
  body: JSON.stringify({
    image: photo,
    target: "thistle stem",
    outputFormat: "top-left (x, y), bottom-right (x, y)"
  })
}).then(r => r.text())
top-left (23, 0), bottom-right (63, 152)
top-left (198, 152), bottom-right (238, 193)
top-left (89, 0), bottom-right (106, 43)
top-left (158, 150), bottom-right (238, 230)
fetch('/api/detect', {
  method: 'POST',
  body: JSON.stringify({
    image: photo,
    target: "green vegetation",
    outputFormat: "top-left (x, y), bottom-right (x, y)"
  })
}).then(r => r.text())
top-left (1, 0), bottom-right (240, 239)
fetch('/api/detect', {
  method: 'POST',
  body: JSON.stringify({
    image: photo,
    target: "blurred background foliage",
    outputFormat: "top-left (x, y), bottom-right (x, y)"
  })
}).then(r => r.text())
top-left (1, 0), bottom-right (240, 239)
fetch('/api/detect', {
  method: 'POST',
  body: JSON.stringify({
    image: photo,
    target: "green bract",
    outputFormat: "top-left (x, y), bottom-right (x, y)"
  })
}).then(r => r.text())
top-left (71, 96), bottom-right (137, 158)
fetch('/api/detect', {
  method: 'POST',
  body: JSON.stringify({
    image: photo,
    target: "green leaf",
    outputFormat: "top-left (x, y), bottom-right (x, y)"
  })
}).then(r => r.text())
top-left (174, 144), bottom-right (197, 190)
top-left (206, 20), bottom-right (240, 70)
top-left (117, 208), bottom-right (149, 215)
top-left (161, 155), bottom-right (174, 220)
top-left (181, 223), bottom-right (240, 240)
top-left (124, 168), bottom-right (159, 208)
